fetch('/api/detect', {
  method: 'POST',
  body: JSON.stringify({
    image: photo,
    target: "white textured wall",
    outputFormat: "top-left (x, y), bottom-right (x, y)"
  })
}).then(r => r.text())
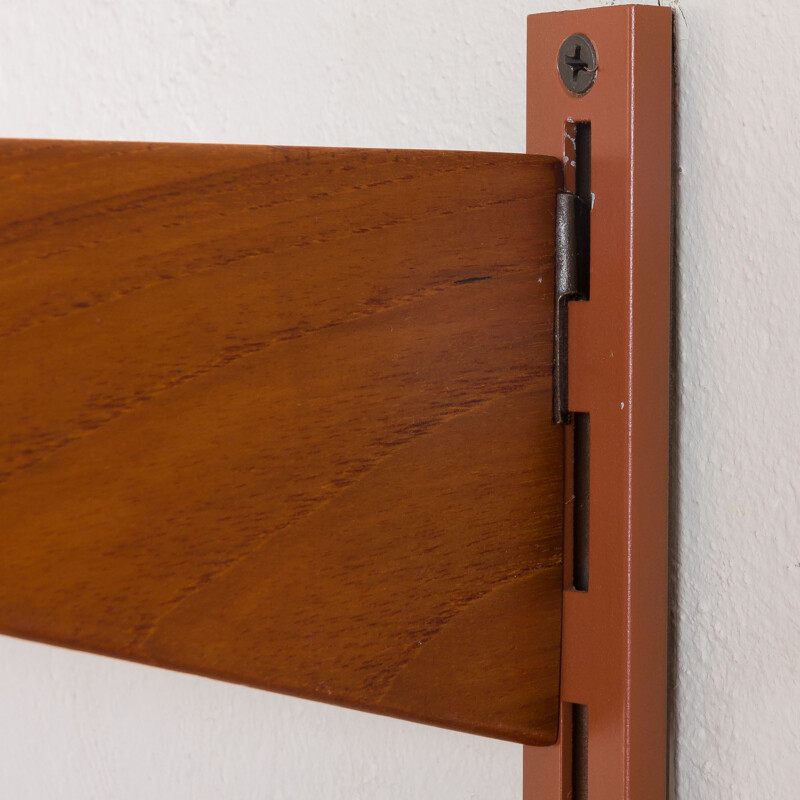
top-left (0, 1), bottom-right (797, 798)
top-left (669, 1), bottom-right (800, 798)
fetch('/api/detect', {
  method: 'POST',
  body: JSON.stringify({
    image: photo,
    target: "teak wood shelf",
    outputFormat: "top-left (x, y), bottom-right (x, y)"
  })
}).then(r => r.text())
top-left (0, 144), bottom-right (563, 746)
top-left (0, 5), bottom-right (671, 798)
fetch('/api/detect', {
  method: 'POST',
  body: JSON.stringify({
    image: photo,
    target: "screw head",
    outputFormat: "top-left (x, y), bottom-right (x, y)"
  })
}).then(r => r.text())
top-left (557, 33), bottom-right (597, 96)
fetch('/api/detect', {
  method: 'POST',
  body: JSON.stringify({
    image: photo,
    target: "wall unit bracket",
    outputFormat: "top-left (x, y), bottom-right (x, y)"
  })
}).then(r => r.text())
top-left (553, 190), bottom-right (590, 425)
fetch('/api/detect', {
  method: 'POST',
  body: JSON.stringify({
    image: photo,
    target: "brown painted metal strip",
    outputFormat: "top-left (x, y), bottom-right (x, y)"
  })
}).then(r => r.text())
top-left (525, 5), bottom-right (672, 796)
top-left (0, 142), bottom-right (563, 745)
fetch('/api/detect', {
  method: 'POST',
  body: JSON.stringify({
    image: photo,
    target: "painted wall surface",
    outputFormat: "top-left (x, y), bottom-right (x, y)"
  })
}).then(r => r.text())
top-left (0, 1), bottom-right (797, 798)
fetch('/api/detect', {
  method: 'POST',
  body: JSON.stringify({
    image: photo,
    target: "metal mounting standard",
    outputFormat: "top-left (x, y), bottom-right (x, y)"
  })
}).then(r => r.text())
top-left (527, 6), bottom-right (672, 799)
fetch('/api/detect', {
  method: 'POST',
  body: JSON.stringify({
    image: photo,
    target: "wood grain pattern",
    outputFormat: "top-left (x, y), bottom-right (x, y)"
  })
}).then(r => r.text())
top-left (0, 140), bottom-right (563, 745)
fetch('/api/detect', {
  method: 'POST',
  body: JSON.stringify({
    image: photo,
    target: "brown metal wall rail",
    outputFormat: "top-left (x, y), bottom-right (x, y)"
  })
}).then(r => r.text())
top-left (525, 6), bottom-right (672, 799)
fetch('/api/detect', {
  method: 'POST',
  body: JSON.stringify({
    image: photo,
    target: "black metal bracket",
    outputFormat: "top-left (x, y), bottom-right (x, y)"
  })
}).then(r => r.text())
top-left (553, 191), bottom-right (590, 424)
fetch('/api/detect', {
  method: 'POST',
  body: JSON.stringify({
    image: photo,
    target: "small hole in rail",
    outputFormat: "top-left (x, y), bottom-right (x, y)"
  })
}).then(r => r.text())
top-left (573, 412), bottom-right (590, 592)
top-left (572, 703), bottom-right (589, 800)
